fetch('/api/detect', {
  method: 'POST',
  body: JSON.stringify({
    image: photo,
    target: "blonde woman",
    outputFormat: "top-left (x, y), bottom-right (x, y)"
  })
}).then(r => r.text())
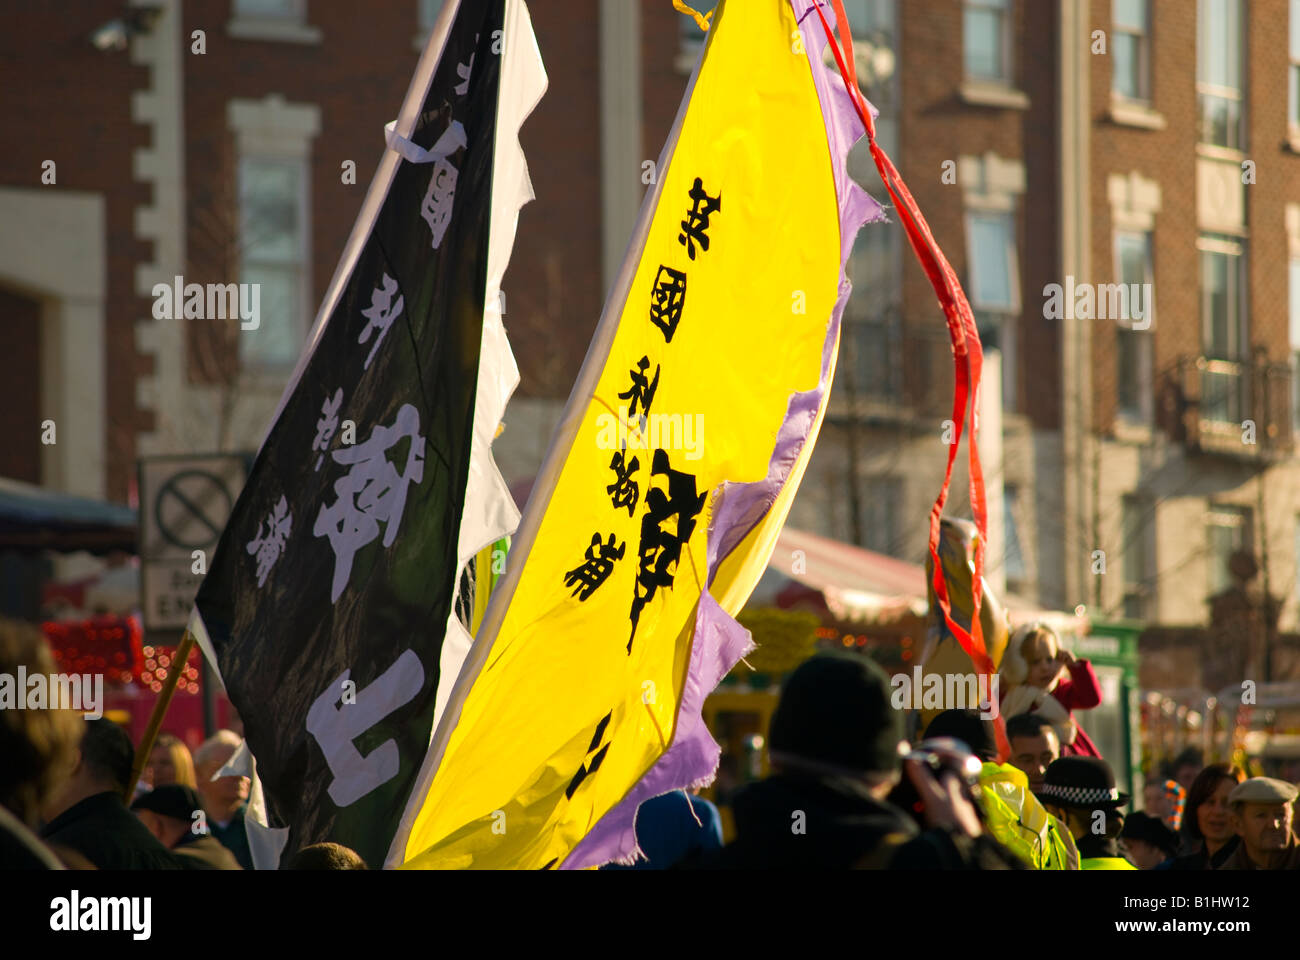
top-left (1000, 623), bottom-right (1102, 758)
top-left (142, 732), bottom-right (198, 790)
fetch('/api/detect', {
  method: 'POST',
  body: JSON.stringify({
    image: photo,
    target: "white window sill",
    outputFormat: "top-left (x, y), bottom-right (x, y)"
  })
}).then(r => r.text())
top-left (227, 18), bottom-right (322, 45)
top-left (959, 82), bottom-right (1030, 110)
top-left (1195, 142), bottom-right (1246, 163)
top-left (1109, 98), bottom-right (1166, 131)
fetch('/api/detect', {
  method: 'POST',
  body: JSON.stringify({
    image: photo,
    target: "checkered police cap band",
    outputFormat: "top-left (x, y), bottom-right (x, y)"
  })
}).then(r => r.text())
top-left (1041, 782), bottom-right (1120, 805)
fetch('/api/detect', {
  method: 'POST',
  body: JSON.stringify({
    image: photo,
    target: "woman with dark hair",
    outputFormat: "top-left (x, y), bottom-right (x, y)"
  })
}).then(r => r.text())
top-left (1169, 763), bottom-right (1246, 870)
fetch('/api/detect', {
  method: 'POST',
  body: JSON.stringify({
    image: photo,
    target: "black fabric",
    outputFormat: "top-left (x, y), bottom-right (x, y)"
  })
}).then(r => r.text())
top-left (1170, 836), bottom-right (1239, 871)
top-left (173, 833), bottom-right (243, 871)
top-left (40, 792), bottom-right (182, 870)
top-left (678, 774), bottom-right (1014, 870)
top-left (0, 803), bottom-right (63, 870)
top-left (768, 653), bottom-right (902, 776)
top-left (192, 0), bottom-right (507, 870)
top-left (1076, 834), bottom-right (1124, 861)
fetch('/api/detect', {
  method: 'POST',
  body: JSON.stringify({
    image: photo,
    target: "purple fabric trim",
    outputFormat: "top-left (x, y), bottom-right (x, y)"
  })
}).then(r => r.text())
top-left (562, 0), bottom-right (883, 869)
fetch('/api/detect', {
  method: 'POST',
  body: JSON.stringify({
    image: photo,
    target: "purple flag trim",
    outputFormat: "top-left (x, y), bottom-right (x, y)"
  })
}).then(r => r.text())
top-left (562, 0), bottom-right (884, 869)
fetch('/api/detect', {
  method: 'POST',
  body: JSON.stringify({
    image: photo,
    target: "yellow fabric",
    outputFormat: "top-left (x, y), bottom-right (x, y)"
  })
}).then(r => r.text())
top-left (402, 0), bottom-right (844, 869)
top-left (978, 762), bottom-right (1080, 870)
top-left (1082, 857), bottom-right (1137, 871)
top-left (673, 0), bottom-right (714, 31)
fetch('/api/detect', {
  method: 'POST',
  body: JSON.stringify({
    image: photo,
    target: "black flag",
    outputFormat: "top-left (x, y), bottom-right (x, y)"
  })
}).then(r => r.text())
top-left (194, 1), bottom-right (505, 868)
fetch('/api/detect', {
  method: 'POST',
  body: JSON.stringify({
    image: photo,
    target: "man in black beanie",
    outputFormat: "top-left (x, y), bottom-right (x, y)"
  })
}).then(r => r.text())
top-left (684, 652), bottom-right (1005, 869)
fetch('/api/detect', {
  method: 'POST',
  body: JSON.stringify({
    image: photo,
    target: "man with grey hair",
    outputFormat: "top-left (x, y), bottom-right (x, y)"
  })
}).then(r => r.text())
top-left (1218, 777), bottom-right (1300, 870)
top-left (194, 729), bottom-right (253, 869)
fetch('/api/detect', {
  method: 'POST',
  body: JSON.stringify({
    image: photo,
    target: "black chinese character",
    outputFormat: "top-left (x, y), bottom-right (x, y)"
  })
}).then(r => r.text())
top-left (564, 533), bottom-right (625, 601)
top-left (618, 356), bottom-right (660, 421)
top-left (649, 265), bottom-right (687, 343)
top-left (628, 449), bottom-right (706, 653)
top-left (678, 177), bottom-right (721, 260)
top-left (606, 452), bottom-right (640, 516)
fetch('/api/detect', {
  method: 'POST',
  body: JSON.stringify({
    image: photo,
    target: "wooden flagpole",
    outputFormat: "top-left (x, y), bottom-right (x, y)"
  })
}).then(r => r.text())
top-left (123, 628), bottom-right (196, 802)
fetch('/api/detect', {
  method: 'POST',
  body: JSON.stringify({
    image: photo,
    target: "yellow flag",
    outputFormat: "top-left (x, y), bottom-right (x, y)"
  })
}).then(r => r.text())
top-left (396, 0), bottom-right (879, 869)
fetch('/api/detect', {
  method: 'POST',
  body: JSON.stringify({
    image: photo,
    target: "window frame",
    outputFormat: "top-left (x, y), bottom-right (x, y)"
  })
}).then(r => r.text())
top-left (1114, 229), bottom-right (1155, 425)
top-left (1206, 504), bottom-right (1252, 598)
top-left (1196, 0), bottom-right (1247, 150)
top-left (966, 208), bottom-right (1020, 412)
top-left (236, 155), bottom-right (311, 371)
top-left (964, 0), bottom-right (1014, 86)
top-left (1112, 0), bottom-right (1152, 103)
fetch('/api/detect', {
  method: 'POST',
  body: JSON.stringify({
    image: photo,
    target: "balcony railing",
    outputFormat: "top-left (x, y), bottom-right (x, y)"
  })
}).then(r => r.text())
top-left (1172, 352), bottom-right (1294, 459)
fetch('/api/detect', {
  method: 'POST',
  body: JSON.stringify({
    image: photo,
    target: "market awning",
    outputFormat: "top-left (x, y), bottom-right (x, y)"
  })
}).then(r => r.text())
top-left (0, 477), bottom-right (137, 555)
top-left (768, 525), bottom-right (1089, 635)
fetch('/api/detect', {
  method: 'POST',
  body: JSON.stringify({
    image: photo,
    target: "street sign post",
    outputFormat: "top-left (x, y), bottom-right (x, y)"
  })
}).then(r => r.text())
top-left (138, 455), bottom-right (247, 632)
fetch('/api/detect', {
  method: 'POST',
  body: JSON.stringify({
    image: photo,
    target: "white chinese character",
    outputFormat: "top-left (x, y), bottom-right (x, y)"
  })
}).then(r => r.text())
top-left (313, 387), bottom-right (344, 471)
top-left (455, 43), bottom-right (476, 96)
top-left (421, 159), bottom-right (458, 250)
top-left (359, 275), bottom-right (404, 371)
top-left (313, 404), bottom-right (426, 603)
top-left (245, 495), bottom-right (292, 588)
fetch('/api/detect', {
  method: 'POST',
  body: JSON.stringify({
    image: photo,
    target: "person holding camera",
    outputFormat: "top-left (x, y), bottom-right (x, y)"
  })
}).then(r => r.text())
top-left (682, 652), bottom-right (1019, 869)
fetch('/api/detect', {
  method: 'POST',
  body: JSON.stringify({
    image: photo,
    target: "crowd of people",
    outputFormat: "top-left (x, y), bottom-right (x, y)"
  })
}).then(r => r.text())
top-left (3, 615), bottom-right (1297, 871)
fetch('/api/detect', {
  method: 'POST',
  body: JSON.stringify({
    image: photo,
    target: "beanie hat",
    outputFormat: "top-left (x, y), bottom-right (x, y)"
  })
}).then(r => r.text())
top-left (922, 709), bottom-right (997, 762)
top-left (1120, 811), bottom-right (1179, 858)
top-left (768, 652), bottom-right (903, 776)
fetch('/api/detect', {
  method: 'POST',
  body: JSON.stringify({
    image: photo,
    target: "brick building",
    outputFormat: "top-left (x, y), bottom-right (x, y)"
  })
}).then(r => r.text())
top-left (3, 0), bottom-right (1300, 687)
top-left (784, 0), bottom-right (1300, 688)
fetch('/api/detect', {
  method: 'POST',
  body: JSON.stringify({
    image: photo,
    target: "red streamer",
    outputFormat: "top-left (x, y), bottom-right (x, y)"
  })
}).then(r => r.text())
top-left (812, 0), bottom-right (1007, 759)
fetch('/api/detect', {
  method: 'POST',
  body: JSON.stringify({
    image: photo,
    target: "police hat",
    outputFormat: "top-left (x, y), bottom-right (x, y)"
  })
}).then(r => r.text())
top-left (1040, 756), bottom-right (1129, 809)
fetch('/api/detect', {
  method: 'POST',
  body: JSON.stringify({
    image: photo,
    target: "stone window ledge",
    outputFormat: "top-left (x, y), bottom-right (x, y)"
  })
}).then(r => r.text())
top-left (1109, 98), bottom-right (1167, 131)
top-left (959, 82), bottom-right (1030, 110)
top-left (227, 18), bottom-right (322, 45)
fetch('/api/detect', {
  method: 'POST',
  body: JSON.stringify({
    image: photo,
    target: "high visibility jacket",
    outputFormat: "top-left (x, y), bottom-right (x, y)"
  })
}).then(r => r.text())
top-left (977, 762), bottom-right (1080, 870)
top-left (1082, 857), bottom-right (1137, 870)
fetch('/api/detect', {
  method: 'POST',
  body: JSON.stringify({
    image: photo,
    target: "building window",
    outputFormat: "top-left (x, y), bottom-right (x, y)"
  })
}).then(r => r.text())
top-left (419, 0), bottom-right (445, 32)
top-left (1113, 0), bottom-right (1151, 102)
top-left (1197, 0), bottom-right (1245, 149)
top-left (1115, 231), bottom-right (1154, 425)
top-left (1004, 484), bottom-right (1027, 584)
top-left (238, 158), bottom-right (308, 369)
top-left (1292, 1), bottom-right (1300, 130)
top-left (1121, 496), bottom-right (1154, 619)
top-left (234, 0), bottom-right (302, 16)
top-left (964, 0), bottom-right (1012, 84)
top-left (1206, 505), bottom-right (1251, 597)
top-left (862, 476), bottom-right (902, 555)
top-left (1199, 234), bottom-right (1247, 425)
top-left (967, 210), bottom-right (1019, 410)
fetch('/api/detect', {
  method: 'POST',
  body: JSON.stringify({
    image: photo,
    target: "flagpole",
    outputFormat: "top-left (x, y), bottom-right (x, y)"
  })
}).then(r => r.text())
top-left (123, 628), bottom-right (195, 802)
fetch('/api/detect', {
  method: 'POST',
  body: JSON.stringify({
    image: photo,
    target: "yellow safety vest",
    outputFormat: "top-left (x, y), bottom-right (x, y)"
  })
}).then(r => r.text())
top-left (1082, 857), bottom-right (1137, 871)
top-left (978, 762), bottom-right (1080, 870)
